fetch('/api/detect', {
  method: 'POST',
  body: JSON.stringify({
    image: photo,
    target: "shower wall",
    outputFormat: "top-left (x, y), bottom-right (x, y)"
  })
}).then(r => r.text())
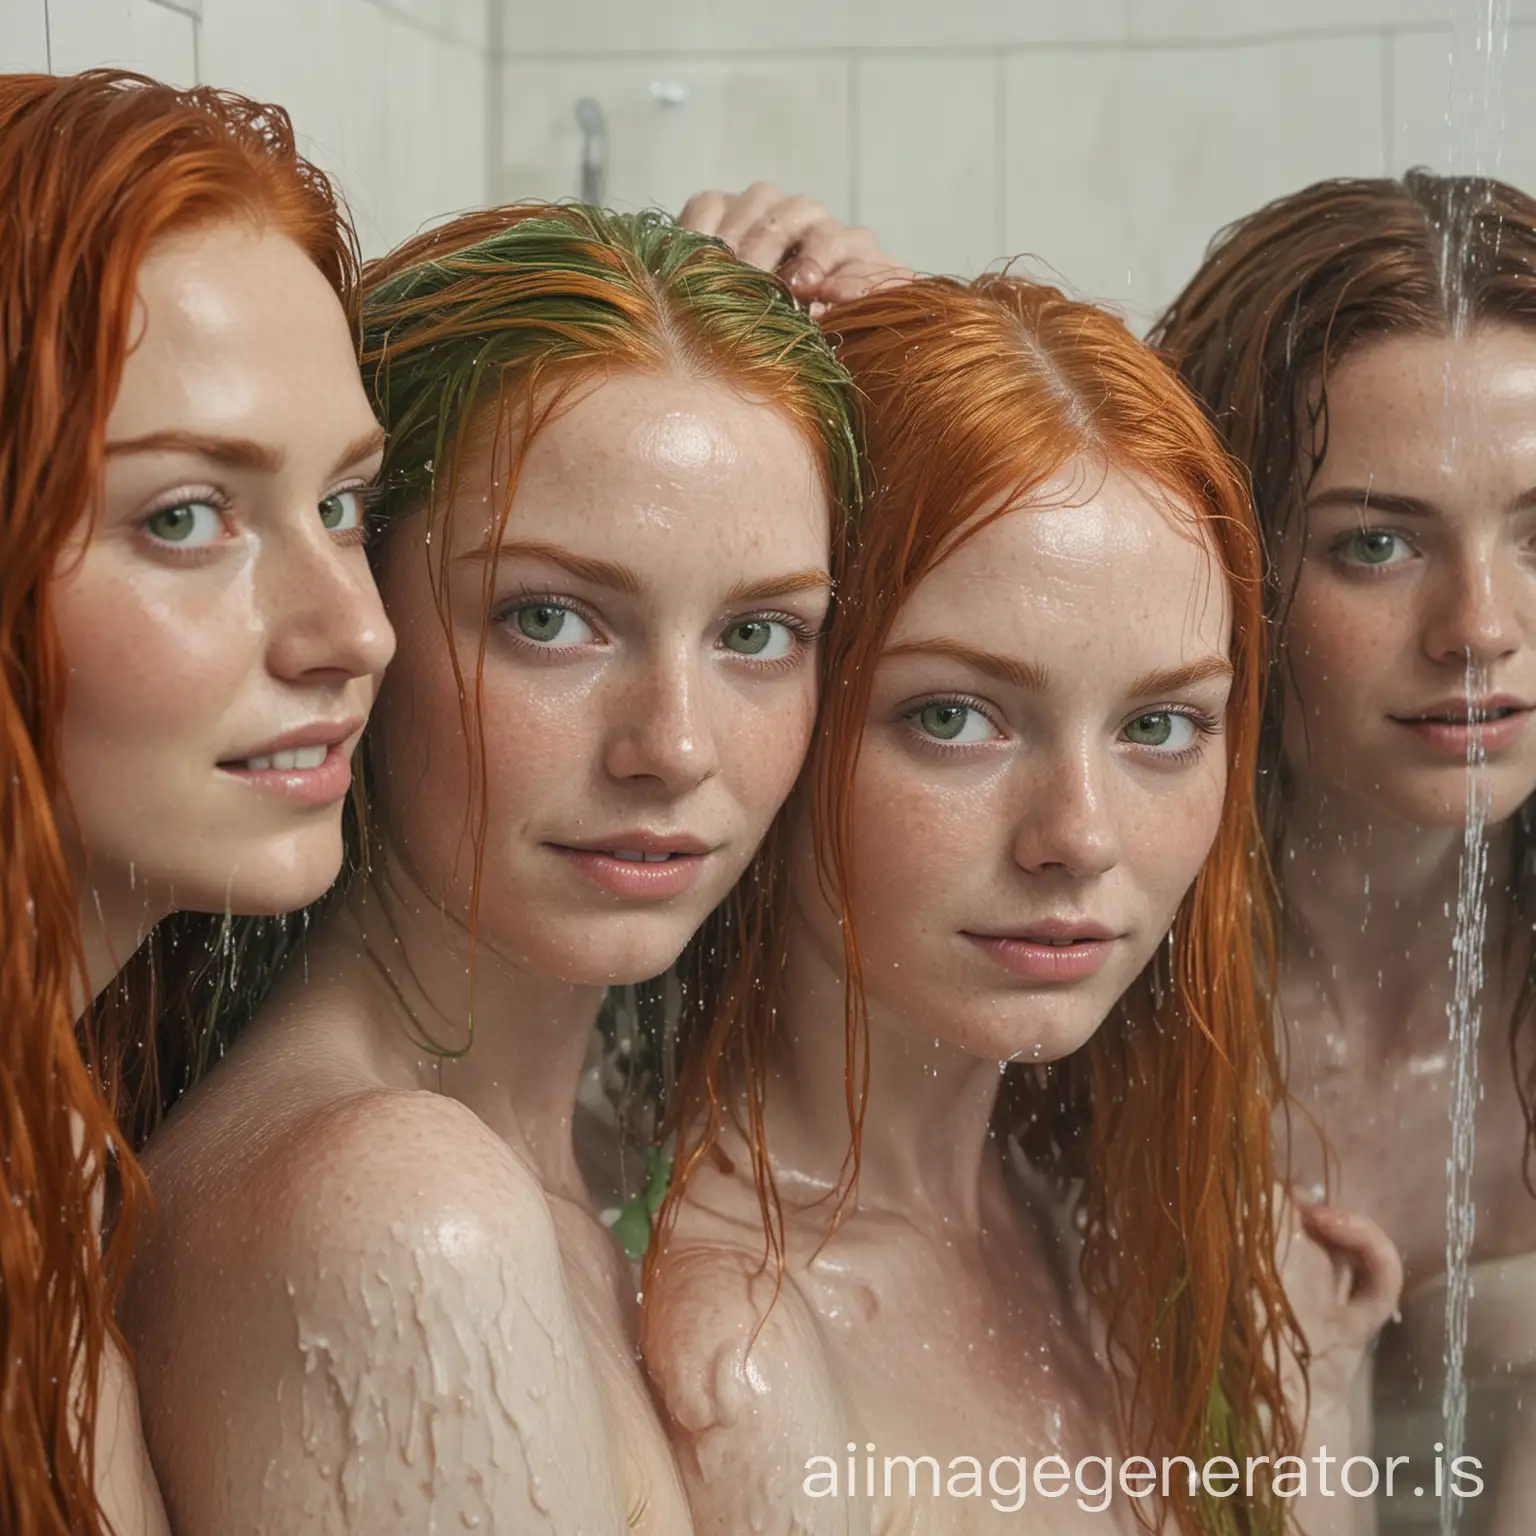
top-left (5, 2), bottom-right (1535, 323)
top-left (500, 0), bottom-right (1536, 327)
top-left (0, 0), bottom-right (495, 257)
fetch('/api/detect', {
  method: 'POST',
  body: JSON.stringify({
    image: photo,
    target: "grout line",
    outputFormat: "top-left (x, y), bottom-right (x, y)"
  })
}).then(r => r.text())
top-left (994, 51), bottom-right (1006, 260)
top-left (497, 23), bottom-right (1481, 64)
top-left (847, 55), bottom-right (859, 223)
top-left (366, 0), bottom-right (478, 50)
top-left (1382, 30), bottom-right (1395, 175)
top-left (485, 0), bottom-right (505, 202)
top-left (144, 0), bottom-right (202, 20)
top-left (43, 0), bottom-right (51, 71)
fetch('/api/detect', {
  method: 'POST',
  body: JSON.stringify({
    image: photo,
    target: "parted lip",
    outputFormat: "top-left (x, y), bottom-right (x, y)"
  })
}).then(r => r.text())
top-left (965, 918), bottom-right (1120, 944)
top-left (219, 717), bottom-right (363, 764)
top-left (552, 830), bottom-right (714, 856)
top-left (1392, 694), bottom-right (1531, 721)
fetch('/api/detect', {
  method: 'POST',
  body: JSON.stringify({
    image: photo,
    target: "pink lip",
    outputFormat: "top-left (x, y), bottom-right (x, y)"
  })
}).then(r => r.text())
top-left (221, 717), bottom-right (365, 762)
top-left (549, 831), bottom-right (714, 900)
top-left (215, 717), bottom-right (364, 807)
top-left (1390, 699), bottom-right (1532, 757)
top-left (965, 923), bottom-right (1120, 983)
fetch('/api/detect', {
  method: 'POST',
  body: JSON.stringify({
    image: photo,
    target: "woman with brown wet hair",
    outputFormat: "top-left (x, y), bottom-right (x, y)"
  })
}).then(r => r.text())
top-left (1152, 169), bottom-right (1536, 1531)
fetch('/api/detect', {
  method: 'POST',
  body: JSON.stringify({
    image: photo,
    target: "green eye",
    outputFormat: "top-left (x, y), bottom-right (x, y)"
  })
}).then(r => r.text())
top-left (1124, 713), bottom-right (1173, 747)
top-left (517, 604), bottom-right (569, 643)
top-left (1347, 530), bottom-right (1404, 565)
top-left (724, 620), bottom-right (773, 655)
top-left (143, 501), bottom-right (221, 547)
top-left (319, 488), bottom-right (364, 531)
top-left (919, 703), bottom-right (970, 739)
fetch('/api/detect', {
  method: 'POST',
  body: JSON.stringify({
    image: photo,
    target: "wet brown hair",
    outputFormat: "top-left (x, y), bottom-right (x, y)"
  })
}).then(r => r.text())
top-left (1149, 169), bottom-right (1536, 1174)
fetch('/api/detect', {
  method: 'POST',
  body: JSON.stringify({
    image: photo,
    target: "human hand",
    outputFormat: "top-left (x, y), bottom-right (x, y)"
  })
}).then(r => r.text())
top-left (679, 181), bottom-right (912, 311)
top-left (1277, 1193), bottom-right (1403, 1425)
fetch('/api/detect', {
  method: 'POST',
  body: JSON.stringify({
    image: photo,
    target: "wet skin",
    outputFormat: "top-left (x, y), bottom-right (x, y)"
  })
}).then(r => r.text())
top-left (51, 221), bottom-right (394, 1536)
top-left (123, 369), bottom-right (833, 1535)
top-left (647, 464), bottom-right (1239, 1535)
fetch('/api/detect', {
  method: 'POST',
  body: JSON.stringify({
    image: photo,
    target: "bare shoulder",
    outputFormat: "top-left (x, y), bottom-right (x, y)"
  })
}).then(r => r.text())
top-left (645, 1236), bottom-right (857, 1535)
top-left (128, 1088), bottom-right (624, 1535)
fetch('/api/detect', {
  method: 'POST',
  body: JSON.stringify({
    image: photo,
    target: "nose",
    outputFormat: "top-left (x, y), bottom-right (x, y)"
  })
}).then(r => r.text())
top-left (1421, 548), bottom-right (1523, 671)
top-left (602, 644), bottom-right (721, 795)
top-left (262, 518), bottom-right (396, 685)
top-left (1011, 743), bottom-right (1121, 880)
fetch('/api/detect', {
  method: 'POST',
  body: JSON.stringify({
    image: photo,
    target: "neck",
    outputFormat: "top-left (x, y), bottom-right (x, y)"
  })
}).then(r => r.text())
top-left (766, 909), bottom-right (1008, 1233)
top-left (1277, 774), bottom-right (1515, 1036)
top-left (74, 867), bottom-right (166, 1016)
top-left (335, 841), bottom-right (606, 1199)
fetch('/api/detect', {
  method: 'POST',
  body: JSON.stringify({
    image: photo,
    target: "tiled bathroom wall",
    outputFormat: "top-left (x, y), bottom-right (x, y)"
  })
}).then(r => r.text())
top-left (500, 0), bottom-right (1536, 328)
top-left (0, 0), bottom-right (495, 256)
top-left (4, 1), bottom-right (1534, 323)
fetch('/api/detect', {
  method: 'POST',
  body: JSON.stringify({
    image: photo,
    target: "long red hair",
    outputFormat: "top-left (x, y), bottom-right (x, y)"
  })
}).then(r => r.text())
top-left (0, 70), bottom-right (358, 1536)
top-left (657, 275), bottom-right (1298, 1535)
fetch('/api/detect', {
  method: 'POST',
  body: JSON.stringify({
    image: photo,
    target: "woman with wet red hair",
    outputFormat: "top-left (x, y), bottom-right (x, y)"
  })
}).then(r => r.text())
top-left (0, 71), bottom-right (394, 1534)
top-left (643, 273), bottom-right (1391, 1535)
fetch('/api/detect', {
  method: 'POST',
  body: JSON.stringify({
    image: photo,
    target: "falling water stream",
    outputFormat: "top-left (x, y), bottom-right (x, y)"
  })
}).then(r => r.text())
top-left (1437, 6), bottom-right (1511, 1530)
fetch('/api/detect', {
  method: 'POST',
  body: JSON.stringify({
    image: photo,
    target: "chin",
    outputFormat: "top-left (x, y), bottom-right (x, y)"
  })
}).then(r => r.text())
top-left (522, 908), bottom-right (703, 989)
top-left (952, 995), bottom-right (1118, 1068)
top-left (1357, 766), bottom-right (1535, 831)
top-left (170, 831), bottom-right (346, 917)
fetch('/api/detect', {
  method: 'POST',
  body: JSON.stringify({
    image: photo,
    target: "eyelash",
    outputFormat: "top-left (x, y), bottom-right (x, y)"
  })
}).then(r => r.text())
top-left (1128, 707), bottom-right (1223, 766)
top-left (722, 609), bottom-right (821, 671)
top-left (134, 479), bottom-right (386, 560)
top-left (1325, 524), bottom-right (1417, 573)
top-left (900, 693), bottom-right (1003, 754)
top-left (899, 696), bottom-right (1223, 764)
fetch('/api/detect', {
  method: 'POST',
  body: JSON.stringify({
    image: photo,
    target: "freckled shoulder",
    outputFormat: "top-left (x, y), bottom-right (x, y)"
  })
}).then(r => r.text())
top-left (644, 1240), bottom-right (863, 1535)
top-left (127, 1088), bottom-right (626, 1536)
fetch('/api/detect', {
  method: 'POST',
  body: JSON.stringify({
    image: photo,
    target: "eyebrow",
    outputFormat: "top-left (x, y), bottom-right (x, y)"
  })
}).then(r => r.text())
top-left (882, 638), bottom-right (1232, 698)
top-left (722, 568), bottom-right (832, 605)
top-left (882, 638), bottom-right (1047, 691)
top-left (1305, 486), bottom-right (1440, 519)
top-left (99, 424), bottom-right (386, 482)
top-left (456, 538), bottom-right (642, 594)
top-left (104, 429), bottom-right (285, 473)
top-left (330, 426), bottom-right (387, 479)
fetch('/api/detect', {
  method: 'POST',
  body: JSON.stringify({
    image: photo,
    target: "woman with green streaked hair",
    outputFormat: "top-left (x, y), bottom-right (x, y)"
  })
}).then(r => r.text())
top-left (120, 203), bottom-right (860, 1536)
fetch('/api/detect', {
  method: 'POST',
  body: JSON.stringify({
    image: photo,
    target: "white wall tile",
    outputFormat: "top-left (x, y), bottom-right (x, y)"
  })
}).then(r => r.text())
top-left (502, 57), bottom-right (852, 221)
top-left (856, 56), bottom-right (999, 278)
top-left (376, 0), bottom-right (488, 50)
top-left (1128, 0), bottom-right (1454, 40)
top-left (48, 0), bottom-right (197, 85)
top-left (502, 0), bottom-right (1121, 55)
top-left (201, 0), bottom-right (394, 249)
top-left (375, 12), bottom-right (487, 251)
top-left (1004, 36), bottom-right (1387, 332)
top-left (1392, 25), bottom-right (1536, 196)
top-left (0, 1), bottom-right (50, 72)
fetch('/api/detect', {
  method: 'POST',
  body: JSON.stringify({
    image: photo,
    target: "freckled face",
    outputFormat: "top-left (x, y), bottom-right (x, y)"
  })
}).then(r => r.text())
top-left (49, 224), bottom-right (395, 922)
top-left (788, 463), bottom-right (1233, 1064)
top-left (1280, 326), bottom-right (1536, 827)
top-left (368, 369), bottom-right (832, 987)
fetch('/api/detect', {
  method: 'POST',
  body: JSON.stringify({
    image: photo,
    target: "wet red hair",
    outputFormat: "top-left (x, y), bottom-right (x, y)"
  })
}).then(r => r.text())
top-left (657, 275), bottom-right (1298, 1535)
top-left (0, 70), bottom-right (357, 1536)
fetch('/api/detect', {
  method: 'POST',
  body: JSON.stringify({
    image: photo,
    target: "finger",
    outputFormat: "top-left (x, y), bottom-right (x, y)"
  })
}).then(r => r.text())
top-left (1301, 1203), bottom-right (1404, 1320)
top-left (813, 260), bottom-right (914, 307)
top-left (712, 181), bottom-right (788, 253)
top-left (735, 194), bottom-right (831, 273)
top-left (678, 190), bottom-right (729, 237)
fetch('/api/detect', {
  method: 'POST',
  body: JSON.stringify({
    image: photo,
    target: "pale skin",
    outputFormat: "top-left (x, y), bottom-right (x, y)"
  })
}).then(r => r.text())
top-left (647, 465), bottom-right (1369, 1535)
top-left (1273, 325), bottom-right (1536, 1532)
top-left (49, 220), bottom-right (396, 1536)
top-left (123, 368), bottom-right (835, 1534)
